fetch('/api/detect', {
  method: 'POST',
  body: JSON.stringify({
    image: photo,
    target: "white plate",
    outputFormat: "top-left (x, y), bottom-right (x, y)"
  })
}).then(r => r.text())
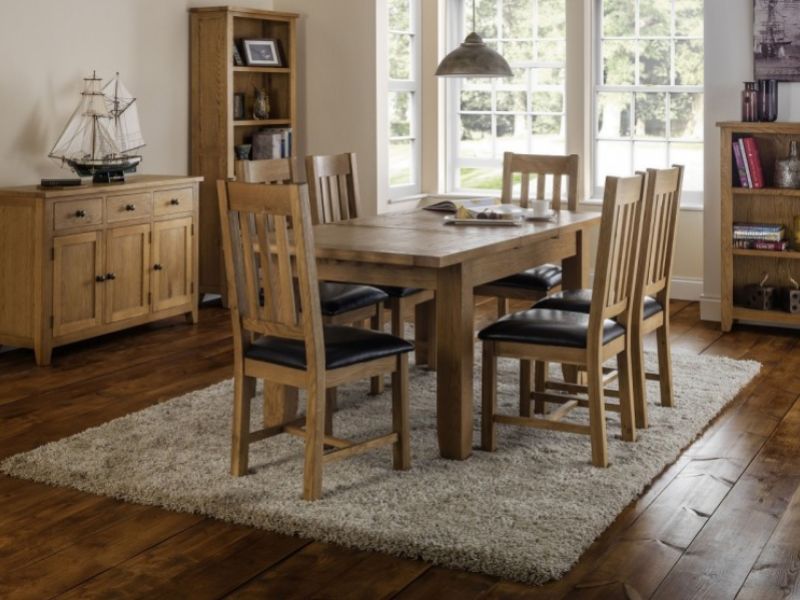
top-left (443, 215), bottom-right (522, 226)
top-left (524, 209), bottom-right (556, 222)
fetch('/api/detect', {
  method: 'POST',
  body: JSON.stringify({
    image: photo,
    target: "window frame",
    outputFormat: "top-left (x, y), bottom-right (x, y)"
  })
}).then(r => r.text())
top-left (445, 0), bottom-right (568, 195)
top-left (386, 0), bottom-right (423, 200)
top-left (591, 0), bottom-right (704, 206)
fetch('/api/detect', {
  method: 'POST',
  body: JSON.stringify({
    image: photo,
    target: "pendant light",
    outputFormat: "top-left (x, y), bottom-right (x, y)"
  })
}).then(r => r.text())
top-left (435, 1), bottom-right (513, 78)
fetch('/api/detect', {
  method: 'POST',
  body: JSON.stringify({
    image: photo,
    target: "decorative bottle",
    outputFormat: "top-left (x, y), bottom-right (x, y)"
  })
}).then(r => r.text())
top-left (253, 86), bottom-right (270, 120)
top-left (757, 79), bottom-right (778, 122)
top-left (775, 141), bottom-right (800, 189)
top-left (742, 82), bottom-right (758, 122)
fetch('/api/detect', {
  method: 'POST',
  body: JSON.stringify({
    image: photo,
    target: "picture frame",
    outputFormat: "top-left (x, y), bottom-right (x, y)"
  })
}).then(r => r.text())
top-left (754, 0), bottom-right (800, 81)
top-left (232, 43), bottom-right (244, 67)
top-left (242, 39), bottom-right (281, 67)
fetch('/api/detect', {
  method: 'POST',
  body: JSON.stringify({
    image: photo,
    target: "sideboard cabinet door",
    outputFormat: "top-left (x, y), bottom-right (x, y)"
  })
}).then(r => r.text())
top-left (105, 224), bottom-right (151, 323)
top-left (52, 232), bottom-right (104, 338)
top-left (152, 217), bottom-right (193, 312)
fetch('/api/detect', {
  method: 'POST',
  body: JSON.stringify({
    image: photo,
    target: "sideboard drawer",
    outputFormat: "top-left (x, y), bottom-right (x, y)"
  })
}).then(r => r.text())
top-left (153, 188), bottom-right (193, 216)
top-left (106, 192), bottom-right (153, 223)
top-left (53, 197), bottom-right (103, 231)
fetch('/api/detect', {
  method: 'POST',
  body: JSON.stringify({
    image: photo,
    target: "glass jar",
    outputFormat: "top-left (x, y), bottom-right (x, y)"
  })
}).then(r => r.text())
top-left (758, 79), bottom-right (779, 122)
top-left (742, 82), bottom-right (758, 122)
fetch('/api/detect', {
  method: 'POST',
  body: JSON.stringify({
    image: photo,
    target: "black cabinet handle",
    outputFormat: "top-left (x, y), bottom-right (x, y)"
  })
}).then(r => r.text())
top-left (95, 275), bottom-right (106, 282)
top-left (75, 209), bottom-right (87, 218)
top-left (105, 272), bottom-right (116, 280)
top-left (169, 198), bottom-right (180, 206)
top-left (125, 204), bottom-right (136, 211)
top-left (153, 263), bottom-right (163, 271)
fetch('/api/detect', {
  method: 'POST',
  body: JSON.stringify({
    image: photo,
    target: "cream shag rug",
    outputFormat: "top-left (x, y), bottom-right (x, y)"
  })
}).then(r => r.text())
top-left (1, 350), bottom-right (760, 584)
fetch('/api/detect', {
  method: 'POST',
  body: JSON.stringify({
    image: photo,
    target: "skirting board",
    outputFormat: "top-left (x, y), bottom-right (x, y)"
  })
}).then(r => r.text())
top-left (588, 273), bottom-right (702, 303)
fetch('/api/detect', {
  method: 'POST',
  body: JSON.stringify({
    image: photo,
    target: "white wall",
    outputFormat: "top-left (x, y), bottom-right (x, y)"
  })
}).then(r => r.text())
top-left (0, 0), bottom-right (274, 187)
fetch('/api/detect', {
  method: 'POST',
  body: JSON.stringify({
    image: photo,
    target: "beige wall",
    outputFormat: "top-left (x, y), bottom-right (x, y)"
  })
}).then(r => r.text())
top-left (0, 0), bottom-right (274, 187)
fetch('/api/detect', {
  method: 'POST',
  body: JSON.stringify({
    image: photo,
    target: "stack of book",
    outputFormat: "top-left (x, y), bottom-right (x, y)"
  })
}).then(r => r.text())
top-left (252, 128), bottom-right (292, 160)
top-left (733, 222), bottom-right (788, 251)
top-left (732, 137), bottom-right (764, 188)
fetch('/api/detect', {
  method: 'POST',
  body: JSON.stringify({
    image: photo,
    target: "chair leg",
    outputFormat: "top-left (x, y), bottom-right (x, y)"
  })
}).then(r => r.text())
top-left (617, 345), bottom-right (637, 442)
top-left (303, 387), bottom-right (326, 501)
top-left (520, 360), bottom-right (532, 417)
top-left (231, 372), bottom-right (256, 476)
top-left (391, 298), bottom-right (404, 337)
top-left (587, 356), bottom-right (609, 467)
top-left (481, 342), bottom-right (497, 452)
top-left (656, 322), bottom-right (674, 408)
top-left (325, 388), bottom-right (337, 436)
top-left (369, 304), bottom-right (385, 395)
top-left (497, 297), bottom-right (509, 318)
top-left (630, 325), bottom-right (648, 429)
top-left (533, 361), bottom-right (547, 414)
top-left (425, 299), bottom-right (437, 371)
top-left (392, 353), bottom-right (411, 470)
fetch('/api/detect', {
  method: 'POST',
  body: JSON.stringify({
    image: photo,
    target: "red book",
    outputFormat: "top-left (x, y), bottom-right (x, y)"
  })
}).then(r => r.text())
top-left (732, 141), bottom-right (749, 187)
top-left (742, 137), bottom-right (764, 188)
top-left (738, 139), bottom-right (753, 187)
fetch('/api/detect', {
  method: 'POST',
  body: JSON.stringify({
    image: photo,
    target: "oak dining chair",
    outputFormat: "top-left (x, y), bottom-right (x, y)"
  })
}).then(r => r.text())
top-left (217, 180), bottom-right (413, 500)
top-left (533, 166), bottom-right (685, 428)
top-left (479, 174), bottom-right (645, 467)
top-left (305, 152), bottom-right (437, 369)
top-left (475, 152), bottom-right (580, 316)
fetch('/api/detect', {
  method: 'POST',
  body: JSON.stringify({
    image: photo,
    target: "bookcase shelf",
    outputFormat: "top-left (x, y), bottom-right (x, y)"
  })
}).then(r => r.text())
top-left (719, 121), bottom-right (800, 332)
top-left (233, 119), bottom-right (292, 127)
top-left (233, 66), bottom-right (291, 74)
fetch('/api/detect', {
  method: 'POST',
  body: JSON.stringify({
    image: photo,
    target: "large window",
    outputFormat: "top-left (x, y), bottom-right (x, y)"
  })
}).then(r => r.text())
top-left (388, 0), bottom-right (422, 198)
top-left (594, 0), bottom-right (704, 202)
top-left (449, 0), bottom-right (567, 193)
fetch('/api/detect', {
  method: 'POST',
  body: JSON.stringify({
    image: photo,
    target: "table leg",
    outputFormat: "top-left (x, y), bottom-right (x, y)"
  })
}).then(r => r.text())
top-left (263, 384), bottom-right (299, 428)
top-left (414, 298), bottom-right (437, 370)
top-left (561, 229), bottom-right (589, 383)
top-left (436, 264), bottom-right (474, 460)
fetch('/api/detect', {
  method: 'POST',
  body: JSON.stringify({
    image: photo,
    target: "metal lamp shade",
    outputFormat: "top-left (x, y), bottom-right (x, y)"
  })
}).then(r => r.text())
top-left (435, 32), bottom-right (513, 78)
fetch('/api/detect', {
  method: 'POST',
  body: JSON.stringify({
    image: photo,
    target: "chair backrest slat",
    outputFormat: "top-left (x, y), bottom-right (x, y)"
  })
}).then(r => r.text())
top-left (218, 181), bottom-right (324, 374)
top-left (589, 174), bottom-right (646, 335)
top-left (501, 152), bottom-right (579, 210)
top-left (237, 158), bottom-right (293, 184)
top-left (636, 166), bottom-right (684, 302)
top-left (306, 152), bottom-right (361, 224)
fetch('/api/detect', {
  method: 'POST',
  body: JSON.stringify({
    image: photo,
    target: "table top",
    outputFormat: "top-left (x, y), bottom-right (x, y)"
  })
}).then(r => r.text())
top-left (313, 209), bottom-right (600, 268)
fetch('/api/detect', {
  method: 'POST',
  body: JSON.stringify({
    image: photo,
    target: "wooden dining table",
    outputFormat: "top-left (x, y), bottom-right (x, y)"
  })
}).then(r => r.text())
top-left (267, 208), bottom-right (600, 460)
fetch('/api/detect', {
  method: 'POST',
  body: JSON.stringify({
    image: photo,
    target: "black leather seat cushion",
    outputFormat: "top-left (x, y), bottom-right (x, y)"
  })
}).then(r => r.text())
top-left (246, 325), bottom-right (413, 370)
top-left (478, 308), bottom-right (625, 349)
top-left (534, 289), bottom-right (664, 319)
top-left (318, 282), bottom-right (388, 316)
top-left (377, 286), bottom-right (423, 298)
top-left (488, 264), bottom-right (562, 292)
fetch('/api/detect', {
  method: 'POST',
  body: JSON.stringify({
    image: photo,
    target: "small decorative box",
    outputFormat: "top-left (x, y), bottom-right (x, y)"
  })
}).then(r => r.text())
top-left (779, 288), bottom-right (800, 313)
top-left (743, 284), bottom-right (775, 310)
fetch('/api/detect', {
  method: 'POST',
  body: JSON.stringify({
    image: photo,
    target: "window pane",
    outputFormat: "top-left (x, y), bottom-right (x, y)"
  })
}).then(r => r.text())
top-left (389, 92), bottom-right (413, 137)
top-left (497, 90), bottom-right (527, 112)
top-left (533, 67), bottom-right (564, 86)
top-left (670, 143), bottom-right (703, 191)
top-left (670, 93), bottom-right (703, 140)
top-left (461, 90), bottom-right (492, 111)
top-left (597, 92), bottom-right (632, 138)
top-left (639, 0), bottom-right (671, 37)
top-left (502, 0), bottom-right (532, 39)
top-left (639, 40), bottom-right (670, 85)
top-left (467, 0), bottom-right (498, 38)
top-left (675, 0), bottom-right (703, 37)
top-left (596, 141), bottom-right (632, 188)
top-left (389, 34), bottom-right (412, 80)
top-left (503, 40), bottom-right (534, 62)
top-left (603, 0), bottom-right (635, 37)
top-left (459, 114), bottom-right (493, 158)
top-left (635, 92), bottom-right (666, 138)
top-left (603, 40), bottom-right (635, 85)
top-left (675, 40), bottom-right (704, 85)
top-left (389, 0), bottom-right (410, 31)
top-left (537, 39), bottom-right (566, 63)
top-left (538, 0), bottom-right (566, 38)
top-left (459, 167), bottom-right (503, 191)
top-left (633, 141), bottom-right (668, 172)
top-left (531, 91), bottom-right (563, 113)
top-left (531, 115), bottom-right (562, 136)
top-left (496, 115), bottom-right (528, 157)
top-left (389, 141), bottom-right (413, 187)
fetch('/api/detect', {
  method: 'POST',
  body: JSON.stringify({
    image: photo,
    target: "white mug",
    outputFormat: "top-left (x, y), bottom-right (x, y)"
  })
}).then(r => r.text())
top-left (529, 199), bottom-right (550, 218)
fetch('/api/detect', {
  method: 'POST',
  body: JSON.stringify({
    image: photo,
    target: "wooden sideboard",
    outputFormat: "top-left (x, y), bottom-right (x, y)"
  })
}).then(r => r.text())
top-left (0, 175), bottom-right (202, 365)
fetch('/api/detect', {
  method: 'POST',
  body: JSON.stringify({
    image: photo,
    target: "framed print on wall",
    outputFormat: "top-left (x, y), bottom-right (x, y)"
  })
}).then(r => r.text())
top-left (755, 0), bottom-right (800, 81)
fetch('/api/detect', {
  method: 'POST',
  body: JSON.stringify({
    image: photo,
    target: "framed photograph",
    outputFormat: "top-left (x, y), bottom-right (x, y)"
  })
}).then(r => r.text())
top-left (242, 39), bottom-right (281, 67)
top-left (754, 0), bottom-right (800, 81)
top-left (232, 43), bottom-right (244, 67)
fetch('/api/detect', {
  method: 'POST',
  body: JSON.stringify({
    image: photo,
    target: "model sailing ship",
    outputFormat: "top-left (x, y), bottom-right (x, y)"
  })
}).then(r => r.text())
top-left (49, 72), bottom-right (145, 183)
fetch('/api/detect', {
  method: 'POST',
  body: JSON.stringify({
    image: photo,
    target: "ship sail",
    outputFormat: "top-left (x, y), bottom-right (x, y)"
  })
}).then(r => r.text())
top-left (103, 75), bottom-right (145, 153)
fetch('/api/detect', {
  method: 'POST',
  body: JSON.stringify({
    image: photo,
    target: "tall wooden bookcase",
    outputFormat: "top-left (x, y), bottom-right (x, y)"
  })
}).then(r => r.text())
top-left (190, 6), bottom-right (298, 300)
top-left (718, 121), bottom-right (800, 331)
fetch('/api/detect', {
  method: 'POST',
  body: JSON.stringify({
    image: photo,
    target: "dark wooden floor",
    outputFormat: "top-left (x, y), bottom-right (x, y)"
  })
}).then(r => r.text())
top-left (1, 300), bottom-right (799, 599)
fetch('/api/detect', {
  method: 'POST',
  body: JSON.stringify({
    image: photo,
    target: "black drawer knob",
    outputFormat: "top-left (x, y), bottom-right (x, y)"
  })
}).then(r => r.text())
top-left (125, 204), bottom-right (136, 211)
top-left (153, 263), bottom-right (163, 271)
top-left (105, 272), bottom-right (116, 280)
top-left (95, 275), bottom-right (106, 283)
top-left (75, 209), bottom-right (87, 218)
top-left (169, 198), bottom-right (180, 206)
